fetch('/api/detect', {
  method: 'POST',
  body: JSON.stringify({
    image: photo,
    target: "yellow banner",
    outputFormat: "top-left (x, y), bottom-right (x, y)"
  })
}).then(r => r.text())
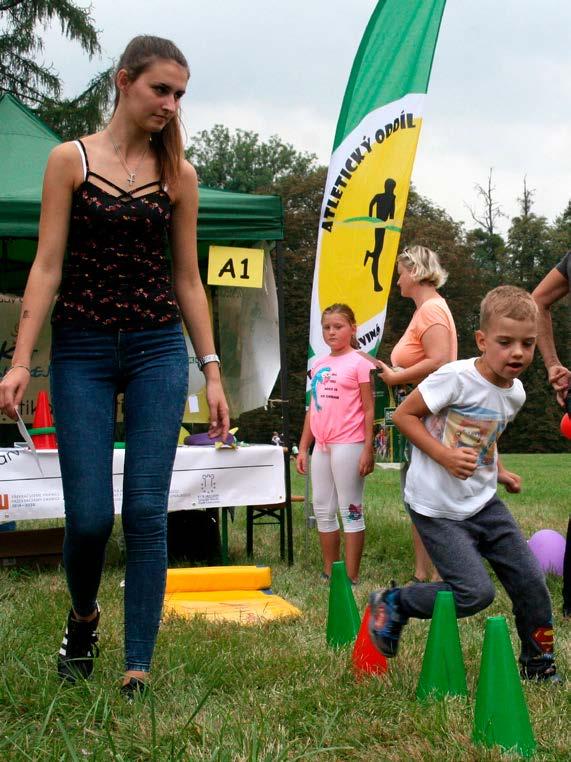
top-left (309, 94), bottom-right (425, 365)
top-left (319, 117), bottom-right (422, 325)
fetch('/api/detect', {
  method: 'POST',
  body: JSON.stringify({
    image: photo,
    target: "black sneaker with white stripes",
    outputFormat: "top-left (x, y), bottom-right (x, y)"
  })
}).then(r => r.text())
top-left (57, 604), bottom-right (100, 683)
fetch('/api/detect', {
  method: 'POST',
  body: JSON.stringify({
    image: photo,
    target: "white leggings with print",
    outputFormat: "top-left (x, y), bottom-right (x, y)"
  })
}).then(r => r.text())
top-left (311, 443), bottom-right (366, 533)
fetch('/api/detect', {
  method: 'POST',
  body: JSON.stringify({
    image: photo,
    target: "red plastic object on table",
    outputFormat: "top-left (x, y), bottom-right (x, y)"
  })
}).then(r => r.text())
top-left (31, 391), bottom-right (57, 449)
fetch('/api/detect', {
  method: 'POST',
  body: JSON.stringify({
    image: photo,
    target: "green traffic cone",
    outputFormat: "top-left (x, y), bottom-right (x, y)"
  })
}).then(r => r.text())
top-left (326, 560), bottom-right (360, 648)
top-left (472, 616), bottom-right (536, 758)
top-left (416, 590), bottom-right (467, 701)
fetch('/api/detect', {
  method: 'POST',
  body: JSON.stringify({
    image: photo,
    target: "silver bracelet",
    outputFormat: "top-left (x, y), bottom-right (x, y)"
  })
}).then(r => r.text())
top-left (4, 364), bottom-right (31, 376)
top-left (197, 353), bottom-right (220, 371)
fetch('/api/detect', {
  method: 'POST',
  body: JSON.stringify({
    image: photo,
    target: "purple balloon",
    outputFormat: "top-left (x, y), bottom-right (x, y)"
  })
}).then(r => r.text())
top-left (184, 432), bottom-right (236, 446)
top-left (528, 529), bottom-right (566, 576)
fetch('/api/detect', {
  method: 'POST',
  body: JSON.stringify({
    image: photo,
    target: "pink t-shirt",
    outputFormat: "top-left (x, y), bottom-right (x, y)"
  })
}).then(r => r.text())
top-left (309, 350), bottom-right (372, 448)
top-left (390, 296), bottom-right (457, 368)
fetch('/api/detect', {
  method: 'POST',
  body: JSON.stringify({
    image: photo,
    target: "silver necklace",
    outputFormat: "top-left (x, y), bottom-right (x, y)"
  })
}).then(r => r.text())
top-left (107, 129), bottom-right (150, 188)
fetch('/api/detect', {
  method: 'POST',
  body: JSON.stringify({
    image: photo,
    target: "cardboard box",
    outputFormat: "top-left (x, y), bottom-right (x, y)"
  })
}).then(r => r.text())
top-left (0, 526), bottom-right (64, 568)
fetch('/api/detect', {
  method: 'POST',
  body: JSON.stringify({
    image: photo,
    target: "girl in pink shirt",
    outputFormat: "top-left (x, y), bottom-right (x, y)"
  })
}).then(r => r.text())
top-left (297, 304), bottom-right (375, 583)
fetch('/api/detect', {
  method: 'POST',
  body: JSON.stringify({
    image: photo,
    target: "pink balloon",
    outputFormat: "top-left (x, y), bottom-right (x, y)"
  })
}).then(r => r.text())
top-left (528, 529), bottom-right (566, 576)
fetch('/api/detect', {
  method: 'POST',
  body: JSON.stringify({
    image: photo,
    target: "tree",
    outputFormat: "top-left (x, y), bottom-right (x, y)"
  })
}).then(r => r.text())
top-left (186, 125), bottom-right (318, 193)
top-left (550, 200), bottom-right (571, 261)
top-left (465, 168), bottom-right (507, 281)
top-left (0, 1), bottom-right (113, 139)
top-left (0, 0), bottom-right (99, 104)
top-left (466, 168), bottom-right (506, 237)
top-left (36, 67), bottom-right (113, 140)
top-left (506, 177), bottom-right (551, 288)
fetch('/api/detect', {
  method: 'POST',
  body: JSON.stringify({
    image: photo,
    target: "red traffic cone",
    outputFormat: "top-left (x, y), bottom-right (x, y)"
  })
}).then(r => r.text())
top-left (31, 391), bottom-right (57, 449)
top-left (352, 605), bottom-right (388, 677)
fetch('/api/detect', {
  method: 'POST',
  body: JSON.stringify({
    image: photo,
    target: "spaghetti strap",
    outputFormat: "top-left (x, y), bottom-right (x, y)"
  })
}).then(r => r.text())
top-left (73, 140), bottom-right (89, 181)
top-left (86, 171), bottom-right (162, 198)
top-left (72, 138), bottom-right (161, 198)
top-left (88, 171), bottom-right (131, 197)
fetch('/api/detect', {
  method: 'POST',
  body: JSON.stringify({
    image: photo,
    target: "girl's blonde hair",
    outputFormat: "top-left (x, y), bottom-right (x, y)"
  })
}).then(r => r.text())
top-left (397, 245), bottom-right (448, 288)
top-left (321, 303), bottom-right (359, 349)
top-left (114, 35), bottom-right (189, 190)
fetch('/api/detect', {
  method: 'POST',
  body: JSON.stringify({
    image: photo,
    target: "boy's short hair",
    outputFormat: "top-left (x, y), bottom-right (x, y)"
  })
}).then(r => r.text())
top-left (479, 286), bottom-right (538, 330)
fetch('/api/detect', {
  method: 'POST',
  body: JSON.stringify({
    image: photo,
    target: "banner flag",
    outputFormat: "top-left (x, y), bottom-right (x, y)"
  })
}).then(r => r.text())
top-left (308, 0), bottom-right (446, 389)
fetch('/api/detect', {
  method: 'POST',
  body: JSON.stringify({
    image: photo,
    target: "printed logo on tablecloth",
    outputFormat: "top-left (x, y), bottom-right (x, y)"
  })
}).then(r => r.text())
top-left (197, 472), bottom-right (220, 506)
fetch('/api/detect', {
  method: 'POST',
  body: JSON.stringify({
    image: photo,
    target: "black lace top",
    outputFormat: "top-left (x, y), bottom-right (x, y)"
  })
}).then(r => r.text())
top-left (51, 140), bottom-right (180, 330)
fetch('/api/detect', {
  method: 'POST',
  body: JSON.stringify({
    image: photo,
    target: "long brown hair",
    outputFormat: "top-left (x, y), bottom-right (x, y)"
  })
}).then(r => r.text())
top-left (321, 303), bottom-right (359, 349)
top-left (114, 35), bottom-right (189, 190)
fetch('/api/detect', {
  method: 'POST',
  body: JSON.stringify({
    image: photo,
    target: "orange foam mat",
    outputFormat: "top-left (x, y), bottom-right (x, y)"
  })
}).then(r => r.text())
top-left (165, 565), bottom-right (272, 593)
top-left (164, 590), bottom-right (302, 624)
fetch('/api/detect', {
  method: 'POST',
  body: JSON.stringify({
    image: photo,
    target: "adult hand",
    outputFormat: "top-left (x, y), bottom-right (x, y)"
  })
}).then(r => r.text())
top-left (0, 367), bottom-right (30, 421)
top-left (376, 360), bottom-right (400, 386)
top-left (498, 468), bottom-right (521, 494)
top-left (547, 364), bottom-right (571, 406)
top-left (441, 446), bottom-right (478, 480)
top-left (205, 378), bottom-right (229, 440)
top-left (359, 445), bottom-right (375, 477)
top-left (296, 450), bottom-right (308, 475)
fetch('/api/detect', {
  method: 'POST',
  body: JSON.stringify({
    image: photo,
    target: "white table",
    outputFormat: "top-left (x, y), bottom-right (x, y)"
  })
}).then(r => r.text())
top-left (0, 444), bottom-right (290, 563)
top-left (0, 444), bottom-right (286, 521)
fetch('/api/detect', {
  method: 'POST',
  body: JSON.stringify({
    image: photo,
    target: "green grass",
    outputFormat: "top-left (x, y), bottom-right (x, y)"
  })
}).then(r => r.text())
top-left (1, 454), bottom-right (569, 761)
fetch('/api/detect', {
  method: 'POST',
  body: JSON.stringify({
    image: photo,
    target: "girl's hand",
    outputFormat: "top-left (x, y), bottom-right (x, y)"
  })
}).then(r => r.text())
top-left (440, 446), bottom-right (478, 480)
top-left (296, 451), bottom-right (308, 475)
top-left (376, 360), bottom-right (400, 387)
top-left (498, 468), bottom-right (521, 494)
top-left (205, 378), bottom-right (229, 440)
top-left (359, 445), bottom-right (375, 477)
top-left (0, 367), bottom-right (31, 421)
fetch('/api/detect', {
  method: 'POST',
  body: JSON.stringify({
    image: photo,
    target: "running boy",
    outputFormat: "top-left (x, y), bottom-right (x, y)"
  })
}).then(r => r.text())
top-left (369, 286), bottom-right (559, 682)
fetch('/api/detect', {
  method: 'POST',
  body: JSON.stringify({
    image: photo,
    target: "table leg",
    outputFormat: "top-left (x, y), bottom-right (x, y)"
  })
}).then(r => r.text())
top-left (221, 507), bottom-right (229, 565)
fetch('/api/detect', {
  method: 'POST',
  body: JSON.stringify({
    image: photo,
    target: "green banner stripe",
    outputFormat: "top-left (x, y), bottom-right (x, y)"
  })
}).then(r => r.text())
top-left (333, 0), bottom-right (446, 150)
top-left (339, 217), bottom-right (402, 231)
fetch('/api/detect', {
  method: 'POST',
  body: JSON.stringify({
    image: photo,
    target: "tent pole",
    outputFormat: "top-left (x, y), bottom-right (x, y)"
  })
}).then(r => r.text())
top-left (275, 240), bottom-right (294, 564)
top-left (1, 239), bottom-right (7, 292)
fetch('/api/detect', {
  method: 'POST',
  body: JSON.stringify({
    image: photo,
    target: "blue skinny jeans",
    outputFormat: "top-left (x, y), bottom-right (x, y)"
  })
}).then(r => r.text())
top-left (50, 323), bottom-right (188, 672)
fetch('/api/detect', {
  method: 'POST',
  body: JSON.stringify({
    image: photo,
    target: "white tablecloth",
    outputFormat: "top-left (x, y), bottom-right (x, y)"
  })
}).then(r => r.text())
top-left (0, 445), bottom-right (285, 523)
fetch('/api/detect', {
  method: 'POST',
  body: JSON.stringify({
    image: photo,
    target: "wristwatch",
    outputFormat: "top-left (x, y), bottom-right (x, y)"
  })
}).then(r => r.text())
top-left (197, 353), bottom-right (221, 371)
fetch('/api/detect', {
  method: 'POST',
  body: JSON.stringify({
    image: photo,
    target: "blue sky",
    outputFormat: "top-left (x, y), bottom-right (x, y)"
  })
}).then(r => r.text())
top-left (43, 0), bottom-right (571, 234)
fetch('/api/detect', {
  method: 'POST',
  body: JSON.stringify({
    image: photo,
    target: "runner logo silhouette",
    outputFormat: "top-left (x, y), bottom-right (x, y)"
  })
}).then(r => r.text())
top-left (363, 178), bottom-right (396, 292)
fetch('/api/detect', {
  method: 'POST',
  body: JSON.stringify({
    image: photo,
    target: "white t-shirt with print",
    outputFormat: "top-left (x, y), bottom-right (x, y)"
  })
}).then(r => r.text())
top-left (404, 358), bottom-right (525, 520)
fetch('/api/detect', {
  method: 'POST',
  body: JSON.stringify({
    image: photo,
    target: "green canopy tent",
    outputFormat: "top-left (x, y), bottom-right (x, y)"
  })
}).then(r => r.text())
top-left (0, 93), bottom-right (295, 562)
top-left (0, 93), bottom-right (284, 292)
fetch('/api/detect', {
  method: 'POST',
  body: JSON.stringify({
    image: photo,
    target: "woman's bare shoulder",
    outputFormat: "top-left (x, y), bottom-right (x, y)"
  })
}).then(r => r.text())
top-left (48, 140), bottom-right (81, 163)
top-left (179, 159), bottom-right (198, 185)
top-left (45, 141), bottom-right (85, 185)
top-left (171, 159), bottom-right (198, 205)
